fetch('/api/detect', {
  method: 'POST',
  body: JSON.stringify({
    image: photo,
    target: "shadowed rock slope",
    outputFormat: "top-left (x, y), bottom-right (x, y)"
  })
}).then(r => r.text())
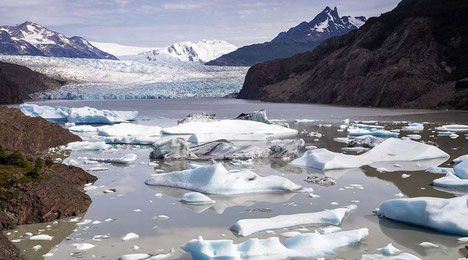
top-left (238, 0), bottom-right (468, 109)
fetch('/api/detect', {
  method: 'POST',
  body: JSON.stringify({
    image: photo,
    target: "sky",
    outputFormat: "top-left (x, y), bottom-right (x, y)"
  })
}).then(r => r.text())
top-left (0, 0), bottom-right (401, 48)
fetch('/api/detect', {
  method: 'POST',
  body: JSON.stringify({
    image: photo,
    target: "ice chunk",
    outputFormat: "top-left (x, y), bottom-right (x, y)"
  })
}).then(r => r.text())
top-left (419, 242), bottom-right (439, 248)
top-left (89, 153), bottom-right (137, 164)
top-left (150, 138), bottom-right (196, 159)
top-left (122, 233), bottom-right (139, 241)
top-left (68, 125), bottom-right (99, 132)
top-left (454, 155), bottom-right (468, 164)
top-left (73, 243), bottom-right (95, 252)
top-left (162, 120), bottom-right (297, 142)
top-left (105, 136), bottom-right (159, 145)
top-left (97, 123), bottom-right (161, 137)
top-left (291, 138), bottom-right (449, 170)
top-left (32, 245), bottom-right (42, 251)
top-left (454, 160), bottom-right (468, 179)
top-left (20, 104), bottom-right (138, 124)
top-left (433, 172), bottom-right (468, 189)
top-left (425, 166), bottom-right (452, 174)
top-left (30, 234), bottom-right (53, 240)
top-left (435, 124), bottom-right (468, 132)
top-left (181, 192), bottom-right (215, 205)
top-left (66, 141), bottom-right (111, 151)
top-left (230, 205), bottom-right (356, 236)
top-left (377, 243), bottom-right (401, 255)
top-left (378, 195), bottom-right (468, 236)
top-left (178, 113), bottom-right (216, 124)
top-left (235, 109), bottom-right (273, 124)
top-left (348, 128), bottom-right (398, 138)
top-left (402, 123), bottom-right (424, 132)
top-left (280, 231), bottom-right (301, 238)
top-left (145, 163), bottom-right (304, 195)
top-left (353, 124), bottom-right (385, 130)
top-left (182, 228), bottom-right (368, 259)
top-left (406, 134), bottom-right (421, 140)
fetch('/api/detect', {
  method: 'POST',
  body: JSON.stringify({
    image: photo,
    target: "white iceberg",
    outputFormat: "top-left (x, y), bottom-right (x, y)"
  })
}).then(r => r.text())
top-left (122, 233), bottom-right (139, 241)
top-left (435, 124), bottom-right (468, 132)
top-left (182, 228), bottom-right (368, 259)
top-left (97, 123), bottom-right (161, 137)
top-left (30, 234), bottom-right (53, 241)
top-left (454, 155), bottom-right (468, 164)
top-left (377, 243), bottom-right (401, 255)
top-left (402, 123), bottom-right (424, 132)
top-left (181, 192), bottom-right (215, 205)
top-left (418, 242), bottom-right (439, 248)
top-left (291, 138), bottom-right (449, 170)
top-left (378, 195), bottom-right (468, 236)
top-left (425, 166), bottom-right (452, 174)
top-left (348, 128), bottom-right (398, 138)
top-left (89, 153), bottom-right (137, 164)
top-left (66, 141), bottom-right (111, 151)
top-left (162, 120), bottom-right (297, 142)
top-left (145, 163), bottom-right (305, 195)
top-left (73, 243), bottom-right (95, 252)
top-left (433, 172), bottom-right (468, 189)
top-left (20, 104), bottom-right (138, 124)
top-left (230, 205), bottom-right (356, 236)
top-left (353, 124), bottom-right (385, 130)
top-left (105, 136), bottom-right (159, 145)
top-left (68, 125), bottom-right (99, 132)
top-left (454, 159), bottom-right (468, 179)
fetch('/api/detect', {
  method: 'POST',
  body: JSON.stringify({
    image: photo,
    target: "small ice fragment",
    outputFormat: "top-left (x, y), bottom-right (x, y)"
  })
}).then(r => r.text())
top-left (122, 233), bottom-right (139, 241)
top-left (33, 245), bottom-right (42, 251)
top-left (73, 243), bottom-right (95, 251)
top-left (318, 226), bottom-right (341, 234)
top-left (401, 174), bottom-right (411, 178)
top-left (280, 231), bottom-right (301, 238)
top-left (419, 242), bottom-right (439, 248)
top-left (377, 243), bottom-right (401, 255)
top-left (155, 215), bottom-right (169, 220)
top-left (458, 237), bottom-right (468, 243)
top-left (155, 193), bottom-right (163, 198)
top-left (181, 192), bottom-right (215, 205)
top-left (30, 234), bottom-right (53, 241)
top-left (395, 193), bottom-right (404, 197)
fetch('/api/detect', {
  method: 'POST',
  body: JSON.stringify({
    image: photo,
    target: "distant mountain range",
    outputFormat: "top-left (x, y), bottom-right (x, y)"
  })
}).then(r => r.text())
top-left (92, 40), bottom-right (237, 63)
top-left (207, 7), bottom-right (366, 66)
top-left (0, 21), bottom-right (117, 60)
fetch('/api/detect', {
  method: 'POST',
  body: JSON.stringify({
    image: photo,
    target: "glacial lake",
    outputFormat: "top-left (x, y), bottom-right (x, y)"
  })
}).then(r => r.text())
top-left (5, 98), bottom-right (468, 260)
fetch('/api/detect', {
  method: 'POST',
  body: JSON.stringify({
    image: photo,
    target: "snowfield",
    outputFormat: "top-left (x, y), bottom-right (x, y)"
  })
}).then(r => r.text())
top-left (0, 55), bottom-right (248, 99)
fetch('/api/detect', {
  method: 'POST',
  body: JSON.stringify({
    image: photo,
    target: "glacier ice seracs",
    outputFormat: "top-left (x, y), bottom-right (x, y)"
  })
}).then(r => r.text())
top-left (291, 138), bottom-right (449, 170)
top-left (231, 205), bottom-right (356, 236)
top-left (20, 104), bottom-right (138, 124)
top-left (145, 163), bottom-right (305, 195)
top-left (377, 195), bottom-right (468, 236)
top-left (182, 228), bottom-right (368, 259)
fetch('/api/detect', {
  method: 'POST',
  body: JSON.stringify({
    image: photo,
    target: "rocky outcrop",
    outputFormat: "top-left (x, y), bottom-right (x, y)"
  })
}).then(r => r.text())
top-left (0, 107), bottom-right (95, 259)
top-left (238, 0), bottom-right (468, 110)
top-left (0, 61), bottom-right (63, 104)
top-left (0, 106), bottom-right (81, 157)
top-left (207, 7), bottom-right (365, 66)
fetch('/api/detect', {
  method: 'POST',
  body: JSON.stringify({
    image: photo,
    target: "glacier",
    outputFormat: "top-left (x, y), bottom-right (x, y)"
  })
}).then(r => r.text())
top-left (0, 55), bottom-right (248, 100)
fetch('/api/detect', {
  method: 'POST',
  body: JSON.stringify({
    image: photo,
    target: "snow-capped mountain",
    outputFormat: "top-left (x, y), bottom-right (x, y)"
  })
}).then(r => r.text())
top-left (0, 21), bottom-right (117, 60)
top-left (207, 7), bottom-right (366, 66)
top-left (272, 7), bottom-right (367, 43)
top-left (141, 40), bottom-right (237, 63)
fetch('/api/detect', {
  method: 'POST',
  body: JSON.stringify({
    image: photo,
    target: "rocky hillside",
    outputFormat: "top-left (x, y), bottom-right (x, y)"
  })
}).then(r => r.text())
top-left (206, 7), bottom-right (365, 66)
top-left (0, 61), bottom-right (63, 104)
top-left (238, 0), bottom-right (468, 110)
top-left (0, 107), bottom-right (95, 260)
top-left (0, 21), bottom-right (117, 60)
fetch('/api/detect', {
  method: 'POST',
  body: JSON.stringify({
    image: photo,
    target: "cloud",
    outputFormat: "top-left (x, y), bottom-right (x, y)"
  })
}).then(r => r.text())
top-left (162, 2), bottom-right (204, 10)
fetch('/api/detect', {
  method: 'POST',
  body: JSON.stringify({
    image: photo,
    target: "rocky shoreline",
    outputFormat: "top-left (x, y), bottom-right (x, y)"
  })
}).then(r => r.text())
top-left (0, 106), bottom-right (96, 260)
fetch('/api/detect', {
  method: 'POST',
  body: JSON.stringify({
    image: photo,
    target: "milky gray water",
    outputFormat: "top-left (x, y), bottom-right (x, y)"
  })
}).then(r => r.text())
top-left (5, 98), bottom-right (468, 260)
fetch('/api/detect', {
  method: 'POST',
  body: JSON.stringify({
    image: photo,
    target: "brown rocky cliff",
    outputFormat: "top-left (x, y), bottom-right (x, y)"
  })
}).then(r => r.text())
top-left (0, 61), bottom-right (63, 105)
top-left (0, 106), bottom-right (81, 157)
top-left (238, 0), bottom-right (468, 109)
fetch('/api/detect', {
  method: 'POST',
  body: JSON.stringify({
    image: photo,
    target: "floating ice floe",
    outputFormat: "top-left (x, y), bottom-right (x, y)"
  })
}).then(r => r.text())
top-left (105, 136), bottom-right (159, 145)
top-left (419, 242), bottom-right (439, 248)
top-left (162, 120), bottom-right (297, 142)
top-left (348, 128), bottom-right (398, 138)
top-left (97, 123), bottom-right (161, 137)
top-left (150, 138), bottom-right (196, 159)
top-left (145, 163), bottom-right (305, 195)
top-left (182, 228), bottom-right (368, 259)
top-left (181, 192), bottom-right (216, 205)
top-left (122, 233), bottom-right (139, 241)
top-left (231, 205), bottom-right (356, 236)
top-left (377, 195), bottom-right (468, 236)
top-left (32, 245), bottom-right (42, 251)
top-left (425, 166), bottom-right (452, 174)
top-left (20, 104), bottom-right (138, 124)
top-left (433, 172), bottom-right (468, 189)
top-left (454, 155), bottom-right (468, 164)
top-left (291, 138), bottom-right (448, 170)
top-left (30, 234), bottom-right (53, 241)
top-left (377, 243), bottom-right (401, 255)
top-left (353, 123), bottom-right (385, 130)
top-left (73, 243), bottom-right (95, 252)
top-left (66, 141), bottom-right (111, 151)
top-left (402, 123), bottom-right (424, 132)
top-left (435, 124), bottom-right (468, 132)
top-left (119, 249), bottom-right (175, 260)
top-left (405, 134), bottom-right (421, 140)
top-left (361, 253), bottom-right (421, 259)
top-left (454, 159), bottom-right (468, 179)
top-left (89, 153), bottom-right (138, 164)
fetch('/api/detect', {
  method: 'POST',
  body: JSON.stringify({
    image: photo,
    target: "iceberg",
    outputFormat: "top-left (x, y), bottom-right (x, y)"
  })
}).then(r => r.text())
top-left (454, 155), bottom-right (468, 164)
top-left (377, 243), bottom-right (401, 255)
top-left (150, 138), bottom-right (196, 159)
top-left (145, 163), bottom-right (305, 195)
top-left (291, 138), bottom-right (449, 170)
top-left (348, 128), bottom-right (399, 138)
top-left (235, 109), bottom-right (274, 125)
top-left (89, 153), bottom-right (138, 164)
top-left (181, 192), bottom-right (215, 205)
top-left (378, 195), bottom-right (468, 236)
top-left (402, 123), bottom-right (424, 132)
top-left (20, 104), bottom-right (138, 124)
top-left (66, 141), bottom-right (111, 151)
top-left (104, 136), bottom-right (159, 145)
top-left (433, 172), bottom-right (468, 189)
top-left (353, 124), bottom-right (385, 130)
top-left (182, 228), bottom-right (368, 259)
top-left (231, 205), bottom-right (356, 236)
top-left (162, 120), bottom-right (297, 142)
top-left (454, 159), bottom-right (468, 179)
top-left (435, 124), bottom-right (468, 132)
top-left (97, 123), bottom-right (161, 137)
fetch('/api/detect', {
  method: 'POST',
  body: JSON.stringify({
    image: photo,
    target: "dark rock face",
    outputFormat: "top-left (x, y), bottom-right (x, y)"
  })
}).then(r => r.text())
top-left (0, 21), bottom-right (117, 60)
top-left (207, 7), bottom-right (365, 66)
top-left (0, 106), bottom-right (81, 157)
top-left (238, 0), bottom-right (468, 110)
top-left (0, 61), bottom-right (63, 104)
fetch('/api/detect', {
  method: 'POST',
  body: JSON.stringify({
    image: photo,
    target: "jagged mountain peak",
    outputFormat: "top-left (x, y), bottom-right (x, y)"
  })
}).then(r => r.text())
top-left (0, 21), bottom-right (117, 60)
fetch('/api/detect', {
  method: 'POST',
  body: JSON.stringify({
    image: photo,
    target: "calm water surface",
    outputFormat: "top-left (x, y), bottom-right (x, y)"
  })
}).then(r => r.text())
top-left (5, 98), bottom-right (468, 259)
